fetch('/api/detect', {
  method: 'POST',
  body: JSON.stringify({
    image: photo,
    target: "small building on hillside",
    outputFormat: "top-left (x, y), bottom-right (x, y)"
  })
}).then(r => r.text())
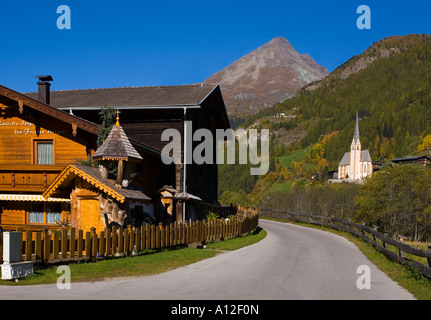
top-left (337, 113), bottom-right (372, 181)
top-left (391, 155), bottom-right (431, 166)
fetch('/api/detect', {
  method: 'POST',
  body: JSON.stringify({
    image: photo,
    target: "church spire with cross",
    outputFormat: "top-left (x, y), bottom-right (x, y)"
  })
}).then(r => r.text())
top-left (353, 112), bottom-right (360, 143)
top-left (337, 111), bottom-right (372, 181)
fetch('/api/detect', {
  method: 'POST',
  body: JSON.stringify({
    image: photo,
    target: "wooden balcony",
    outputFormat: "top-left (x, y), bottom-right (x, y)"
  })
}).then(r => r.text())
top-left (0, 165), bottom-right (66, 192)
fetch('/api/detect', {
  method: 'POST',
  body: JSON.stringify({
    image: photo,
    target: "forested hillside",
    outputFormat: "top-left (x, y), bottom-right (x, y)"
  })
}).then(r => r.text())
top-left (219, 34), bottom-right (431, 212)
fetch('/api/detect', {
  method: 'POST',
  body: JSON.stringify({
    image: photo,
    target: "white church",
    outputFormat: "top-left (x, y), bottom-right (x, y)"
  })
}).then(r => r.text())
top-left (337, 113), bottom-right (372, 181)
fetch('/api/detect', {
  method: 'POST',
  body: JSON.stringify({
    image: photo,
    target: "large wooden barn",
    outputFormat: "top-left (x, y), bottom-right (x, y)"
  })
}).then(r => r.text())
top-left (0, 76), bottom-right (229, 232)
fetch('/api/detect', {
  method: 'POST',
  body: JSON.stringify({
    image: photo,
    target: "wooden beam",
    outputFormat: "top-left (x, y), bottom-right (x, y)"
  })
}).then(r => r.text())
top-left (72, 123), bottom-right (78, 137)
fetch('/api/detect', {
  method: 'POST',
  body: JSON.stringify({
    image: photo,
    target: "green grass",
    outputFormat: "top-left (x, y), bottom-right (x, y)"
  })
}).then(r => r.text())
top-left (262, 216), bottom-right (431, 300)
top-left (277, 147), bottom-right (311, 167)
top-left (205, 227), bottom-right (267, 251)
top-left (259, 181), bottom-right (295, 201)
top-left (2, 227), bottom-right (266, 286)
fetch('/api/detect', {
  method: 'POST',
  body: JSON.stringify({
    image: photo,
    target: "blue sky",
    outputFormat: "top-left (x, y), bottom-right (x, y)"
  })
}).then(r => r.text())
top-left (1, 0), bottom-right (431, 93)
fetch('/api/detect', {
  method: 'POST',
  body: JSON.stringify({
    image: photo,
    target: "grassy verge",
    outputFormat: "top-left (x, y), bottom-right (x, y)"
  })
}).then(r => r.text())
top-left (261, 216), bottom-right (431, 300)
top-left (205, 227), bottom-right (267, 251)
top-left (1, 227), bottom-right (266, 286)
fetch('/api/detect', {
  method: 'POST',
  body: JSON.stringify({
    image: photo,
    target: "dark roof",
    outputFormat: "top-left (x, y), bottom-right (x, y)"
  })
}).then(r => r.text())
top-left (43, 164), bottom-right (151, 203)
top-left (24, 85), bottom-right (218, 109)
top-left (0, 84), bottom-right (99, 135)
top-left (391, 155), bottom-right (431, 163)
top-left (92, 124), bottom-right (143, 161)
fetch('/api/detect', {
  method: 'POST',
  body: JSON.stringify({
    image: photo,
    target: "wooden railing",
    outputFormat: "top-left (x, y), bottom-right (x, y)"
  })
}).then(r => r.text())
top-left (261, 208), bottom-right (431, 279)
top-left (0, 165), bottom-right (62, 192)
top-left (0, 212), bottom-right (259, 263)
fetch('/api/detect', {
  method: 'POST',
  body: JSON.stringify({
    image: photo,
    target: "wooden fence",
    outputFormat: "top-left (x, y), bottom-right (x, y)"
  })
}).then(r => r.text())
top-left (0, 212), bottom-right (259, 264)
top-left (261, 208), bottom-right (431, 279)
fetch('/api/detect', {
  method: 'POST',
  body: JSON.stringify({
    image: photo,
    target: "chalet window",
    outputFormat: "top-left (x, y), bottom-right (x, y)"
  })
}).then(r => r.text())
top-left (28, 202), bottom-right (62, 224)
top-left (46, 202), bottom-right (62, 224)
top-left (28, 202), bottom-right (44, 223)
top-left (35, 140), bottom-right (54, 165)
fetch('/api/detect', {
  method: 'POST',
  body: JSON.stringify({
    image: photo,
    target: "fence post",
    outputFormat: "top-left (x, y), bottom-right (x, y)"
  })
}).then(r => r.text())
top-left (160, 223), bottom-right (165, 248)
top-left (61, 228), bottom-right (68, 259)
top-left (124, 227), bottom-right (130, 255)
top-left (70, 228), bottom-right (76, 259)
top-left (398, 235), bottom-right (406, 258)
top-left (85, 231), bottom-right (91, 259)
top-left (25, 230), bottom-right (32, 261)
top-left (35, 232), bottom-right (42, 261)
top-left (144, 224), bottom-right (149, 249)
top-left (99, 230), bottom-right (105, 257)
top-left (16, 227), bottom-right (23, 259)
top-left (184, 222), bottom-right (189, 244)
top-left (136, 227), bottom-right (141, 252)
top-left (165, 223), bottom-right (169, 247)
top-left (427, 245), bottom-right (431, 268)
top-left (112, 226), bottom-right (118, 255)
top-left (91, 228), bottom-right (98, 259)
top-left (123, 228), bottom-right (130, 254)
top-left (53, 231), bottom-right (59, 260)
top-left (156, 223), bottom-right (161, 248)
top-left (43, 229), bottom-right (50, 262)
top-left (118, 227), bottom-right (124, 255)
top-left (128, 226), bottom-right (134, 253)
top-left (383, 231), bottom-right (388, 248)
top-left (150, 224), bottom-right (156, 249)
top-left (105, 228), bottom-right (111, 256)
top-left (77, 229), bottom-right (83, 258)
top-left (141, 225), bottom-right (146, 250)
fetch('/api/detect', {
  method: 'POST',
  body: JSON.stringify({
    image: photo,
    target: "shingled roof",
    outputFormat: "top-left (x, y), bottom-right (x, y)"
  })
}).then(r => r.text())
top-left (24, 85), bottom-right (218, 109)
top-left (92, 120), bottom-right (143, 161)
top-left (43, 164), bottom-right (151, 203)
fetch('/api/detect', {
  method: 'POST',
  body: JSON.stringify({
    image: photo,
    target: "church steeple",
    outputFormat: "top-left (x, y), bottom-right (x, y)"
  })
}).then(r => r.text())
top-left (353, 112), bottom-right (360, 143)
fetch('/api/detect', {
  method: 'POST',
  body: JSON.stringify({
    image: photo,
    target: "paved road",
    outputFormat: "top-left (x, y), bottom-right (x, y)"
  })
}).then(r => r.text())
top-left (0, 219), bottom-right (415, 300)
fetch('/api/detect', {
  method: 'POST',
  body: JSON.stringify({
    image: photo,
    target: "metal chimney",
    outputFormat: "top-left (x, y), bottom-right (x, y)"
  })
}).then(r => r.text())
top-left (36, 75), bottom-right (53, 105)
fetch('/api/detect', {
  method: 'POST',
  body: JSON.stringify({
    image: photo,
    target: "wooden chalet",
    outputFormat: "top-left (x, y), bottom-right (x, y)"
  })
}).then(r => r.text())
top-left (25, 83), bottom-right (230, 222)
top-left (0, 80), bottom-right (98, 231)
top-left (0, 77), bottom-right (230, 232)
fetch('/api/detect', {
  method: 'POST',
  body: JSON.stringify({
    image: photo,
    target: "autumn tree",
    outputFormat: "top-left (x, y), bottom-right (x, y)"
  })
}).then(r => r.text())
top-left (355, 163), bottom-right (431, 241)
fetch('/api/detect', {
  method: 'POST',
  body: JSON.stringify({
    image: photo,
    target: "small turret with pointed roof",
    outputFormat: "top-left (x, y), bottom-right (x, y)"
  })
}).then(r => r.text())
top-left (92, 110), bottom-right (142, 187)
top-left (92, 110), bottom-right (142, 162)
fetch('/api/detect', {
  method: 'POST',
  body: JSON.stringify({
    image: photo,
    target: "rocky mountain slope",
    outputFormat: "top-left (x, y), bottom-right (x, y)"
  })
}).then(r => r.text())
top-left (204, 37), bottom-right (329, 116)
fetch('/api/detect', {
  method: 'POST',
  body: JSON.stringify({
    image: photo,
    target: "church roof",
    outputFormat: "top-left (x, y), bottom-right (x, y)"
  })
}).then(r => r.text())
top-left (92, 121), bottom-right (143, 161)
top-left (339, 150), bottom-right (372, 166)
top-left (339, 152), bottom-right (351, 166)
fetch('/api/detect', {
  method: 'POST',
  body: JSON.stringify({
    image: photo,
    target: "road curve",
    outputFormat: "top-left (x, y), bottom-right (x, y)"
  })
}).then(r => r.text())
top-left (0, 219), bottom-right (415, 300)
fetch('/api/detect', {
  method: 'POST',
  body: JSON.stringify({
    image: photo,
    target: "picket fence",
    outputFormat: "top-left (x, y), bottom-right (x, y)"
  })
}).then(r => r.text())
top-left (0, 212), bottom-right (259, 263)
